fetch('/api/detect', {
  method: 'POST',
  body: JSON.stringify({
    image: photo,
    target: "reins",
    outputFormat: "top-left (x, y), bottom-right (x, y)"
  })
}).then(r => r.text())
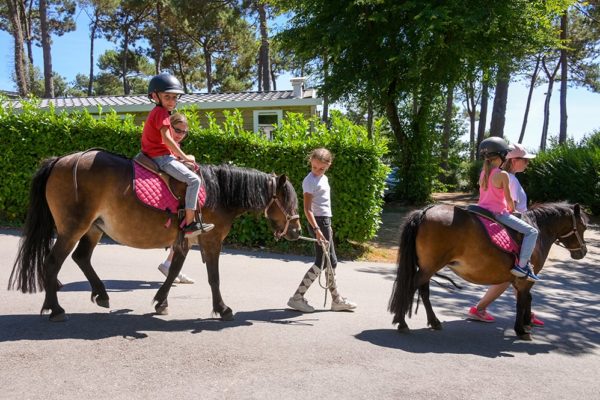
top-left (298, 235), bottom-right (335, 306)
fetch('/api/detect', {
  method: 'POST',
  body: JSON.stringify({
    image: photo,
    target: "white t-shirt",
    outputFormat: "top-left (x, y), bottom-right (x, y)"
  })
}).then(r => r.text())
top-left (302, 172), bottom-right (332, 217)
top-left (508, 173), bottom-right (527, 213)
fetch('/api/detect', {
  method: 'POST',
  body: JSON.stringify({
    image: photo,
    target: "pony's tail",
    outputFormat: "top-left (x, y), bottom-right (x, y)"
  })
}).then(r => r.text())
top-left (388, 207), bottom-right (428, 323)
top-left (8, 157), bottom-right (59, 293)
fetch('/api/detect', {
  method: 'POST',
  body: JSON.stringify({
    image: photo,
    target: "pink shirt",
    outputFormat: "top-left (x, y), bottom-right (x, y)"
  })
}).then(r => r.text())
top-left (478, 168), bottom-right (509, 214)
top-left (141, 106), bottom-right (172, 158)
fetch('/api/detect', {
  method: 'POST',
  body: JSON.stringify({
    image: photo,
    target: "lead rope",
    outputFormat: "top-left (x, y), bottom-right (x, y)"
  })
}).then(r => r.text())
top-left (298, 235), bottom-right (334, 307)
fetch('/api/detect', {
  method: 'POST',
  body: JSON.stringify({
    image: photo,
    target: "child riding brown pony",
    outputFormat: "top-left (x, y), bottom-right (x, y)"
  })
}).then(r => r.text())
top-left (9, 150), bottom-right (302, 322)
top-left (388, 202), bottom-right (588, 340)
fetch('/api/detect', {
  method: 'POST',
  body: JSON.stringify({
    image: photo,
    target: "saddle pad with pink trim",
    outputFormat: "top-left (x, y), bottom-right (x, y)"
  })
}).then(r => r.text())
top-left (133, 162), bottom-right (206, 213)
top-left (476, 215), bottom-right (520, 255)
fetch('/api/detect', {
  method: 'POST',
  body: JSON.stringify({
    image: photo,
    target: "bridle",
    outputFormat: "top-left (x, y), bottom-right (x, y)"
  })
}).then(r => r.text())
top-left (554, 212), bottom-right (586, 252)
top-left (264, 176), bottom-right (299, 239)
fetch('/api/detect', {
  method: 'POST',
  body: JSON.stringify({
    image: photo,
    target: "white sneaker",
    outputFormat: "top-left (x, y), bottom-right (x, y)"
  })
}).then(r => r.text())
top-left (158, 263), bottom-right (180, 284)
top-left (287, 296), bottom-right (315, 313)
top-left (331, 297), bottom-right (357, 311)
top-left (177, 272), bottom-right (195, 284)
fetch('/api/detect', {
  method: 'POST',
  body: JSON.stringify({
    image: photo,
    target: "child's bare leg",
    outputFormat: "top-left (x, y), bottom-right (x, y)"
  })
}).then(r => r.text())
top-left (185, 209), bottom-right (195, 225)
top-left (476, 282), bottom-right (510, 310)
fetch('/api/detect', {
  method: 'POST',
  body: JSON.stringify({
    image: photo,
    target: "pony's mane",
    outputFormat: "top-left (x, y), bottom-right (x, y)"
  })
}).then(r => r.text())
top-left (525, 202), bottom-right (588, 226)
top-left (200, 164), bottom-right (297, 212)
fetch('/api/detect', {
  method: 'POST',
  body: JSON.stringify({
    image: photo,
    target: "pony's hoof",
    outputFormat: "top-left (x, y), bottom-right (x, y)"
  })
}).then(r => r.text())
top-left (92, 294), bottom-right (110, 308)
top-left (397, 323), bottom-right (410, 333)
top-left (518, 333), bottom-right (533, 341)
top-left (49, 312), bottom-right (67, 322)
top-left (96, 298), bottom-right (110, 308)
top-left (221, 308), bottom-right (234, 321)
top-left (155, 304), bottom-right (169, 315)
top-left (429, 320), bottom-right (443, 330)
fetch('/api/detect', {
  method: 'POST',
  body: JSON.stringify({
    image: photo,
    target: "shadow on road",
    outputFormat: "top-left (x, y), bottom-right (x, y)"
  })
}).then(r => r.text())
top-left (59, 280), bottom-right (163, 292)
top-left (356, 255), bottom-right (600, 358)
top-left (355, 325), bottom-right (560, 358)
top-left (0, 308), bottom-right (318, 343)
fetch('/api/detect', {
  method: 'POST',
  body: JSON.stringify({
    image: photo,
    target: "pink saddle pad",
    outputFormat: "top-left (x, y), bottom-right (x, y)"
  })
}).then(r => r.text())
top-left (476, 215), bottom-right (520, 255)
top-left (133, 163), bottom-right (206, 213)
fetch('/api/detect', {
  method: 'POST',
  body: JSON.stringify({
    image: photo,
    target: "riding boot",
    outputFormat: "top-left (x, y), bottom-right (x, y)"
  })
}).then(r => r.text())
top-left (291, 264), bottom-right (320, 299)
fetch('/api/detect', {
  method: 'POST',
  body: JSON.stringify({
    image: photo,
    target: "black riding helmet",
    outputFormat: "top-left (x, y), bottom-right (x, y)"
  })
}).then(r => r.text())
top-left (479, 137), bottom-right (511, 160)
top-left (147, 73), bottom-right (185, 100)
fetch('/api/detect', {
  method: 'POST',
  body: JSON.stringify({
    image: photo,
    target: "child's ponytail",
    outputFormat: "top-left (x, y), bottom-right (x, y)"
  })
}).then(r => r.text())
top-left (480, 158), bottom-right (492, 190)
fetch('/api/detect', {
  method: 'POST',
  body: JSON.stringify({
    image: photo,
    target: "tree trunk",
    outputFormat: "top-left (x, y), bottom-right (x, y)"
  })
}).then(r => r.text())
top-left (39, 0), bottom-right (54, 98)
top-left (540, 57), bottom-right (561, 151)
top-left (540, 78), bottom-right (555, 151)
top-left (559, 11), bottom-right (568, 144)
top-left (322, 57), bottom-right (329, 124)
top-left (490, 66), bottom-right (510, 138)
top-left (367, 96), bottom-right (374, 140)
top-left (122, 30), bottom-right (130, 95)
top-left (20, 0), bottom-right (33, 65)
top-left (88, 11), bottom-right (99, 96)
top-left (22, 0), bottom-right (35, 89)
top-left (258, 3), bottom-right (270, 91)
top-left (155, 2), bottom-right (163, 74)
top-left (172, 44), bottom-right (187, 92)
top-left (257, 59), bottom-right (262, 91)
top-left (519, 55), bottom-right (541, 144)
top-left (6, 0), bottom-right (28, 95)
top-left (270, 62), bottom-right (277, 90)
top-left (384, 80), bottom-right (404, 147)
top-left (477, 79), bottom-right (489, 158)
top-left (405, 93), bottom-right (434, 204)
top-left (203, 44), bottom-right (213, 93)
top-left (441, 84), bottom-right (454, 171)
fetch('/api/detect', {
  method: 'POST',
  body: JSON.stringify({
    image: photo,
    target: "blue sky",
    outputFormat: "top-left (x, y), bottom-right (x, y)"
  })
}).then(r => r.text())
top-left (1, 10), bottom-right (599, 151)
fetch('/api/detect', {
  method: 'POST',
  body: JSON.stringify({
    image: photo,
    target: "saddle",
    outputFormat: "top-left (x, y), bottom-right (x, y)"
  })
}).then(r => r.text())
top-left (463, 205), bottom-right (521, 257)
top-left (132, 153), bottom-right (206, 215)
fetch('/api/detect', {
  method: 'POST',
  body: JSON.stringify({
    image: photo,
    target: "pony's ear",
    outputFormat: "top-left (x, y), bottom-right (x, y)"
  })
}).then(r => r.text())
top-left (574, 203), bottom-right (581, 216)
top-left (277, 174), bottom-right (288, 188)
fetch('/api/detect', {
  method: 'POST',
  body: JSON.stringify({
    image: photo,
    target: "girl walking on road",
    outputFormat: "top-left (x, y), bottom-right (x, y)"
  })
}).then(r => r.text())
top-left (286, 148), bottom-right (357, 313)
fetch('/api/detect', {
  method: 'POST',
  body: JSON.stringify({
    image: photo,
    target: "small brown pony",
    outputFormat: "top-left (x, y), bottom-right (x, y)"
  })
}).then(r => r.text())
top-left (9, 150), bottom-right (301, 321)
top-left (388, 202), bottom-right (588, 340)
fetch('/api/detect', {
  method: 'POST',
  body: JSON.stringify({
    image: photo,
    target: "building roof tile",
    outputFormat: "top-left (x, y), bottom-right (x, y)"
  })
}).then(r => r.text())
top-left (9, 89), bottom-right (320, 113)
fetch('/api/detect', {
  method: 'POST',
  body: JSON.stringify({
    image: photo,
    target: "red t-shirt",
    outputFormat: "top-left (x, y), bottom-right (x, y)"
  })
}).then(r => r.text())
top-left (141, 106), bottom-right (172, 158)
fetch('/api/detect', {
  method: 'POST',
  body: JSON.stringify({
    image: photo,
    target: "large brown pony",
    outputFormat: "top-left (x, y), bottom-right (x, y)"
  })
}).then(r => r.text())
top-left (9, 150), bottom-right (301, 321)
top-left (388, 202), bottom-right (588, 340)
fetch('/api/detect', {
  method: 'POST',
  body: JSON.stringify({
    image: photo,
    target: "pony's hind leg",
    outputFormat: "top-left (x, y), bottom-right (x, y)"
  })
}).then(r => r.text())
top-left (419, 282), bottom-right (442, 330)
top-left (71, 226), bottom-right (109, 308)
top-left (41, 236), bottom-right (79, 321)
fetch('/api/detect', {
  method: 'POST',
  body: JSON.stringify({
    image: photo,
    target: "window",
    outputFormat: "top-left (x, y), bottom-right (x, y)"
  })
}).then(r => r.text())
top-left (253, 110), bottom-right (283, 140)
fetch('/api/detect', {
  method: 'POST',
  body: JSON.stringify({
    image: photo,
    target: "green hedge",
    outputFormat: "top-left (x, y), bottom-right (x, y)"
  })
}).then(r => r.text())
top-left (521, 135), bottom-right (600, 215)
top-left (0, 99), bottom-right (389, 251)
top-left (465, 133), bottom-right (600, 215)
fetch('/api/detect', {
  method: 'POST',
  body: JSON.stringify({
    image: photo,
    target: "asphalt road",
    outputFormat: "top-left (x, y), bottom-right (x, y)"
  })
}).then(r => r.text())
top-left (1, 227), bottom-right (599, 400)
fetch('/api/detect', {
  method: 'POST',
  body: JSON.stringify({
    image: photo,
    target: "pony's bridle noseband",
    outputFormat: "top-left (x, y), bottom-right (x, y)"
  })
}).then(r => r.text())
top-left (264, 176), bottom-right (299, 239)
top-left (555, 212), bottom-right (586, 252)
